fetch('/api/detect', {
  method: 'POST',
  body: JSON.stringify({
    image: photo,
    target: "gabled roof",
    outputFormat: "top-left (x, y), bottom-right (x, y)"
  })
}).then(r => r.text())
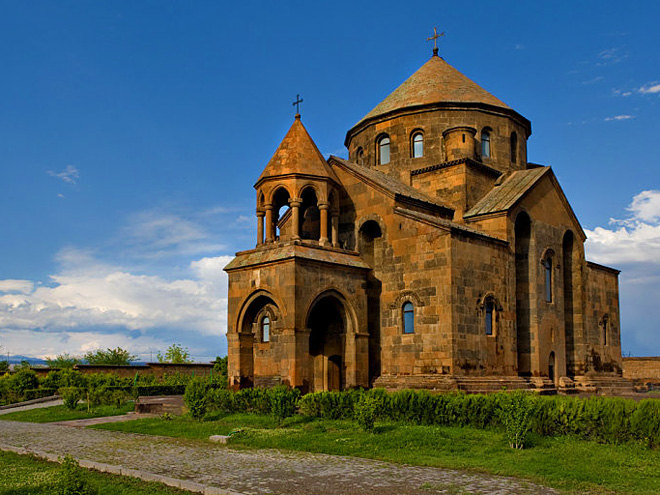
top-left (256, 115), bottom-right (339, 186)
top-left (465, 167), bottom-right (549, 217)
top-left (464, 166), bottom-right (586, 239)
top-left (356, 55), bottom-right (511, 126)
top-left (329, 156), bottom-right (454, 216)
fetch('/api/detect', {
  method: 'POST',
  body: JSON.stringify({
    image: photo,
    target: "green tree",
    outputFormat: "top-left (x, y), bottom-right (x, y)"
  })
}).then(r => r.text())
top-left (0, 344), bottom-right (8, 372)
top-left (83, 347), bottom-right (137, 365)
top-left (157, 344), bottom-right (192, 364)
top-left (46, 353), bottom-right (81, 369)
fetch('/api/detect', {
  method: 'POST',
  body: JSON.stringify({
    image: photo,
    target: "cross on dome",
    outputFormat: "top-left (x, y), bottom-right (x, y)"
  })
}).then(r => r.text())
top-left (427, 27), bottom-right (445, 57)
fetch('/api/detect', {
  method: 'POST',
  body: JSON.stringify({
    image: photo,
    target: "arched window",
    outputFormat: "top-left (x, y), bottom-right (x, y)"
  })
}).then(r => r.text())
top-left (261, 315), bottom-right (270, 342)
top-left (544, 255), bottom-right (553, 302)
top-left (402, 301), bottom-right (414, 334)
top-left (356, 147), bottom-right (364, 165)
top-left (481, 129), bottom-right (491, 158)
top-left (602, 315), bottom-right (609, 346)
top-left (378, 135), bottom-right (390, 165)
top-left (412, 132), bottom-right (424, 158)
top-left (485, 297), bottom-right (495, 335)
top-left (510, 132), bottom-right (518, 163)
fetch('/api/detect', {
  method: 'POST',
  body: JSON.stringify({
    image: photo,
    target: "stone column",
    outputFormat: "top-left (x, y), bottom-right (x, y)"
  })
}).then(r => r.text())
top-left (265, 205), bottom-right (274, 243)
top-left (331, 210), bottom-right (339, 248)
top-left (319, 202), bottom-right (329, 245)
top-left (290, 199), bottom-right (301, 241)
top-left (256, 211), bottom-right (265, 245)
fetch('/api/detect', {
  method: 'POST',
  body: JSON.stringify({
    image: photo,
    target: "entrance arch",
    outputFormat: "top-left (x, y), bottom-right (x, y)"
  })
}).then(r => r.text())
top-left (548, 351), bottom-right (556, 383)
top-left (307, 293), bottom-right (349, 392)
top-left (236, 292), bottom-right (280, 388)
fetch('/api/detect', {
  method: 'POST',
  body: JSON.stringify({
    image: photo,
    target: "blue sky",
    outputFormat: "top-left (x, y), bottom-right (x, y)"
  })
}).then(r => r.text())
top-left (1, 1), bottom-right (659, 362)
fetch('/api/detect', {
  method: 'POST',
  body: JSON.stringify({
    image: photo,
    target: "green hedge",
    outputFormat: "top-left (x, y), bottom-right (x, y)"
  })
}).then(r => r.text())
top-left (22, 388), bottom-right (58, 401)
top-left (298, 389), bottom-right (660, 448)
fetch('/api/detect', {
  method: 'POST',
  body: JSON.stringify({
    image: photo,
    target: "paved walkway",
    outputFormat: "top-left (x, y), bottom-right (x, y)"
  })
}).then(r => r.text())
top-left (0, 398), bottom-right (63, 415)
top-left (0, 420), bottom-right (556, 495)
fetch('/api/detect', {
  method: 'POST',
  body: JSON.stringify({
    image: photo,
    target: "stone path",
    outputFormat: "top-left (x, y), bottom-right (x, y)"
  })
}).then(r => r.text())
top-left (0, 397), bottom-right (63, 415)
top-left (0, 420), bottom-right (557, 495)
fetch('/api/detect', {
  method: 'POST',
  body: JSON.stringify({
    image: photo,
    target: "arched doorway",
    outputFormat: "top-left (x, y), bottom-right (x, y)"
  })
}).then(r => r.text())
top-left (548, 351), bottom-right (556, 383)
top-left (237, 293), bottom-right (279, 388)
top-left (308, 295), bottom-right (346, 391)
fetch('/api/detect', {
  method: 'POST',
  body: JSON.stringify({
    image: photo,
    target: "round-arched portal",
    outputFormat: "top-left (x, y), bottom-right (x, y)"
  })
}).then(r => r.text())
top-left (236, 294), bottom-right (280, 388)
top-left (307, 295), bottom-right (347, 391)
top-left (548, 351), bottom-right (556, 383)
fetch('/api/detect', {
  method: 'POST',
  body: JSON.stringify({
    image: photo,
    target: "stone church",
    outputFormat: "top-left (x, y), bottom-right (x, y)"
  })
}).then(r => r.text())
top-left (224, 48), bottom-right (627, 394)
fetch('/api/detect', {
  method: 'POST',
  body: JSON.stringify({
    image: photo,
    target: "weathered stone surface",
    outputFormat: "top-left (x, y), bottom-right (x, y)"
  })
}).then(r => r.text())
top-left (225, 50), bottom-right (625, 394)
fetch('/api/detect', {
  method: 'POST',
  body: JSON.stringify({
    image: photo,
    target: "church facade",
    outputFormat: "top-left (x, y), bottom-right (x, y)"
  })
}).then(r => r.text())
top-left (224, 51), bottom-right (627, 394)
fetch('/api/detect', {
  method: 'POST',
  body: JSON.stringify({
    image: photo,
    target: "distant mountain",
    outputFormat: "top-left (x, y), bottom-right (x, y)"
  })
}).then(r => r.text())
top-left (3, 355), bottom-right (48, 366)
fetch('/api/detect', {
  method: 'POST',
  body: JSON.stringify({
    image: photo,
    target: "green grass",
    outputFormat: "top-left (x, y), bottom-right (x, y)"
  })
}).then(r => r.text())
top-left (0, 449), bottom-right (195, 495)
top-left (93, 412), bottom-right (660, 495)
top-left (0, 402), bottom-right (134, 423)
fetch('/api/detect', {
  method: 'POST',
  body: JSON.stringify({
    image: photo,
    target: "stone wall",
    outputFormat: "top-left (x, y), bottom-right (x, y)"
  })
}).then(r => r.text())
top-left (346, 107), bottom-right (528, 183)
top-left (622, 357), bottom-right (660, 385)
top-left (31, 363), bottom-right (215, 379)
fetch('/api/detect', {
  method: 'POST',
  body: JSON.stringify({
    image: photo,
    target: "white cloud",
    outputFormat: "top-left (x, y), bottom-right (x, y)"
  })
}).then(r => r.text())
top-left (48, 165), bottom-right (79, 184)
top-left (585, 190), bottom-right (660, 355)
top-left (0, 280), bottom-right (34, 294)
top-left (597, 47), bottom-right (627, 65)
top-left (639, 82), bottom-right (660, 95)
top-left (0, 254), bottom-right (234, 360)
top-left (120, 209), bottom-right (226, 259)
top-left (586, 190), bottom-right (660, 265)
top-left (604, 114), bottom-right (635, 122)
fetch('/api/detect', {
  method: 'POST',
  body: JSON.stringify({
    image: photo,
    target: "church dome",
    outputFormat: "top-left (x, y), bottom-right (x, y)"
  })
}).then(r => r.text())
top-left (356, 55), bottom-right (512, 127)
top-left (344, 53), bottom-right (531, 178)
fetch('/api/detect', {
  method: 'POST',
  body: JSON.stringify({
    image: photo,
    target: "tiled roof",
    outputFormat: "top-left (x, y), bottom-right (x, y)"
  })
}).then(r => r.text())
top-left (224, 243), bottom-right (371, 271)
top-left (256, 116), bottom-right (339, 185)
top-left (355, 55), bottom-right (511, 127)
top-left (464, 167), bottom-right (549, 218)
top-left (329, 156), bottom-right (453, 215)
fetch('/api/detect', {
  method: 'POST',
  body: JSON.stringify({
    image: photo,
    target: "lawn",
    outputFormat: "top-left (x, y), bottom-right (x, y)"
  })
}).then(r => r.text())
top-left (0, 402), bottom-right (134, 423)
top-left (0, 449), bottom-right (195, 495)
top-left (93, 412), bottom-right (660, 495)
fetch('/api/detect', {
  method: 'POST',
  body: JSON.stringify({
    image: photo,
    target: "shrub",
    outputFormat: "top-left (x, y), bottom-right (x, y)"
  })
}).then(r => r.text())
top-left (630, 399), bottom-right (660, 448)
top-left (208, 388), bottom-right (233, 413)
top-left (23, 388), bottom-right (57, 401)
top-left (498, 391), bottom-right (534, 449)
top-left (56, 455), bottom-right (96, 495)
top-left (184, 378), bottom-right (210, 420)
top-left (10, 368), bottom-right (39, 395)
top-left (269, 385), bottom-right (300, 422)
top-left (354, 395), bottom-right (378, 432)
top-left (60, 387), bottom-right (82, 410)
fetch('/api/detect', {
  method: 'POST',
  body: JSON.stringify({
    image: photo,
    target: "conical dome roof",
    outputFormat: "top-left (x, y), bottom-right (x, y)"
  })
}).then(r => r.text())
top-left (356, 55), bottom-right (512, 126)
top-left (256, 115), bottom-right (339, 186)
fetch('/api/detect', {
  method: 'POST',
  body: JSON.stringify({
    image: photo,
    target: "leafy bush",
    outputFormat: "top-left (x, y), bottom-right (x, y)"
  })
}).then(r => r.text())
top-left (269, 385), bottom-right (300, 421)
top-left (354, 396), bottom-right (378, 432)
top-left (184, 378), bottom-right (210, 420)
top-left (207, 388), bottom-right (233, 413)
top-left (56, 455), bottom-right (96, 495)
top-left (10, 369), bottom-right (39, 394)
top-left (23, 388), bottom-right (57, 401)
top-left (498, 391), bottom-right (534, 449)
top-left (60, 387), bottom-right (82, 410)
